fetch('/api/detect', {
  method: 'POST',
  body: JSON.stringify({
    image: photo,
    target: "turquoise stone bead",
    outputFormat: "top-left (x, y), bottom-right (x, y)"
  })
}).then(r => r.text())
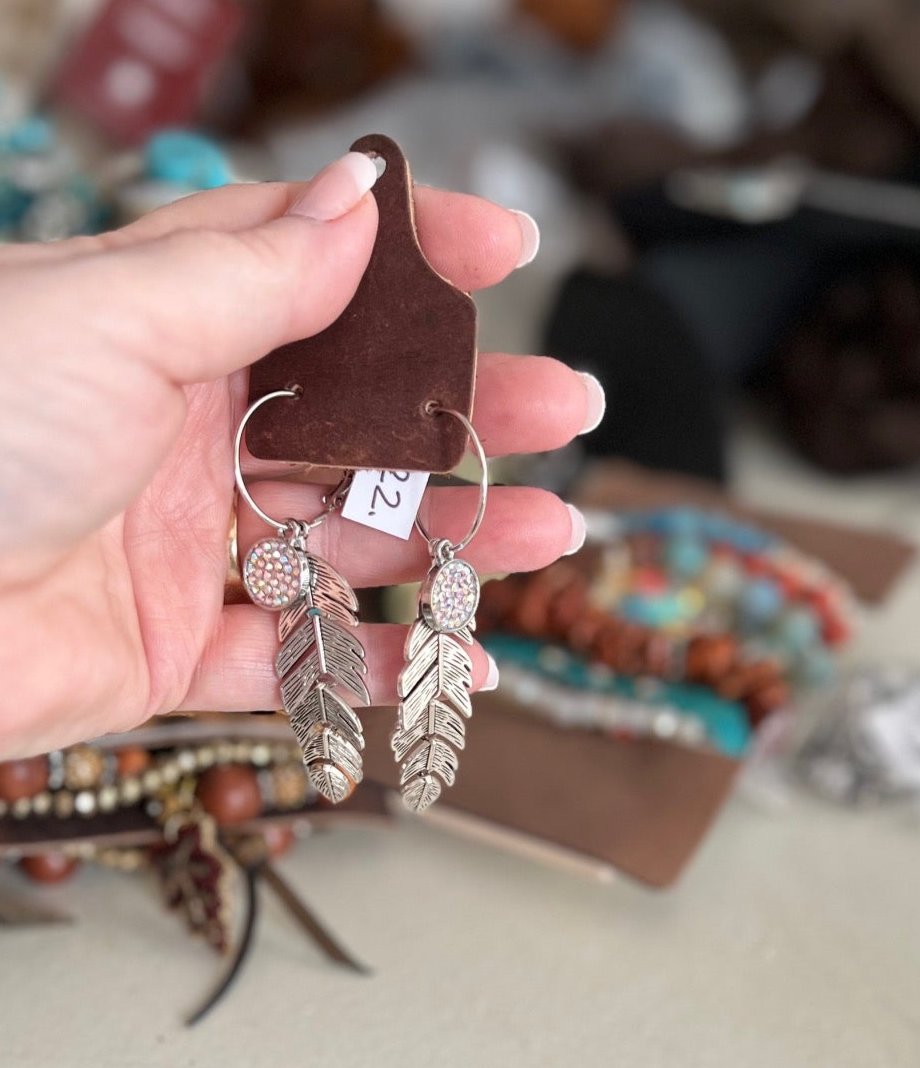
top-left (799, 646), bottom-right (834, 687)
top-left (739, 578), bottom-right (783, 624)
top-left (778, 607), bottom-right (820, 651)
top-left (665, 535), bottom-right (708, 579)
top-left (8, 116), bottom-right (54, 155)
top-left (145, 131), bottom-right (233, 190)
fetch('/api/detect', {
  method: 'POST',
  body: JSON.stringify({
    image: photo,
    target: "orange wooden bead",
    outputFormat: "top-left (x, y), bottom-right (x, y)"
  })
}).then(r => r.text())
top-left (747, 681), bottom-right (790, 725)
top-left (616, 623), bottom-right (648, 675)
top-left (686, 635), bottom-right (739, 684)
top-left (0, 756), bottom-right (49, 802)
top-left (594, 620), bottom-right (625, 667)
top-left (569, 612), bottom-right (606, 654)
top-left (478, 576), bottom-right (524, 632)
top-left (20, 853), bottom-right (79, 884)
top-left (549, 580), bottom-right (591, 637)
top-left (642, 633), bottom-right (672, 677)
top-left (116, 747), bottom-right (150, 777)
top-left (262, 822), bottom-right (297, 858)
top-left (717, 660), bottom-right (781, 702)
top-left (196, 765), bottom-right (263, 825)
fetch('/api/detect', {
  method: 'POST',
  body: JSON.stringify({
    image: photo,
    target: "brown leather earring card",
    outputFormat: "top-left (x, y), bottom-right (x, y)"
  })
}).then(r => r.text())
top-left (246, 134), bottom-right (478, 473)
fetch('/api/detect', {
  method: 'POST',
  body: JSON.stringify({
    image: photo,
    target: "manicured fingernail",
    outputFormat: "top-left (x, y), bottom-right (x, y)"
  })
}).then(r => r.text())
top-left (482, 654), bottom-right (500, 692)
top-left (511, 209), bottom-right (540, 267)
top-left (564, 504), bottom-right (587, 557)
top-left (287, 152), bottom-right (378, 222)
top-left (579, 372), bottom-right (606, 434)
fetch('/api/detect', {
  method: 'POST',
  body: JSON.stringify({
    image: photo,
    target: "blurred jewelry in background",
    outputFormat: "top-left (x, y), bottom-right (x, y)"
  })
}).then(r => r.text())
top-left (0, 83), bottom-right (236, 242)
top-left (478, 504), bottom-right (855, 763)
top-left (795, 668), bottom-right (920, 807)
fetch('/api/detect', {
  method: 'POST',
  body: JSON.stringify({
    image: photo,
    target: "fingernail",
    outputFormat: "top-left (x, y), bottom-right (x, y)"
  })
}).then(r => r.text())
top-left (511, 209), bottom-right (540, 267)
top-left (288, 152), bottom-right (378, 222)
top-left (482, 654), bottom-right (500, 692)
top-left (579, 372), bottom-right (606, 434)
top-left (564, 504), bottom-right (587, 557)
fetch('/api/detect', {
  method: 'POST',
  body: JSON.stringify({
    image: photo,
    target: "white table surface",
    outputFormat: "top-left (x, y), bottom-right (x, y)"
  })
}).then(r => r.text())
top-left (2, 789), bottom-right (919, 1068)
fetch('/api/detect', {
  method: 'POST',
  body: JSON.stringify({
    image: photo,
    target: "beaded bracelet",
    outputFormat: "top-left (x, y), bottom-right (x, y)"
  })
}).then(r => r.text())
top-left (479, 507), bottom-right (854, 734)
top-left (0, 94), bottom-right (234, 243)
top-left (614, 507), bottom-right (854, 659)
top-left (0, 730), bottom-right (375, 1023)
top-left (483, 633), bottom-right (751, 757)
top-left (0, 737), bottom-right (314, 826)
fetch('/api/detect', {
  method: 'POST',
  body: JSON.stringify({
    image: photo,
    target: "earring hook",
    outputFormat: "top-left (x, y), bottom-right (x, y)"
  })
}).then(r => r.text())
top-left (234, 388), bottom-right (343, 536)
top-left (414, 407), bottom-right (488, 554)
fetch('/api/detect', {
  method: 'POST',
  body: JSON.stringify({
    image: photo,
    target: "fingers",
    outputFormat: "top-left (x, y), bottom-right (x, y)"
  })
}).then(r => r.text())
top-left (236, 484), bottom-right (582, 588)
top-left (179, 609), bottom-right (496, 711)
top-left (0, 179), bottom-right (536, 295)
top-left (125, 182), bottom-right (535, 292)
top-left (412, 186), bottom-right (536, 289)
top-left (17, 154), bottom-right (381, 385)
top-left (473, 355), bottom-right (605, 456)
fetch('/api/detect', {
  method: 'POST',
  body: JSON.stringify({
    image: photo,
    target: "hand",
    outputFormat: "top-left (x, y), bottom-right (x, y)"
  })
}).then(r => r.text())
top-left (0, 153), bottom-right (604, 757)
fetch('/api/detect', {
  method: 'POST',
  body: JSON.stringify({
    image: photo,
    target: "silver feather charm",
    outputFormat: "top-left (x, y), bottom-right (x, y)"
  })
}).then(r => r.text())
top-left (277, 552), bottom-right (369, 803)
top-left (242, 534), bottom-right (368, 804)
top-left (393, 553), bottom-right (480, 812)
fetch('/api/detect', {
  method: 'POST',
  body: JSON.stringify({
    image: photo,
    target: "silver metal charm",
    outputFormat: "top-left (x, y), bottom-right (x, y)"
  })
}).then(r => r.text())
top-left (392, 408), bottom-right (488, 812)
top-left (235, 391), bottom-right (367, 804)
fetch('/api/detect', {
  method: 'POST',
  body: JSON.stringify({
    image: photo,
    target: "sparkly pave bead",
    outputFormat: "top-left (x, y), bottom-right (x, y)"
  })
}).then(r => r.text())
top-left (243, 538), bottom-right (303, 610)
top-left (424, 558), bottom-right (480, 633)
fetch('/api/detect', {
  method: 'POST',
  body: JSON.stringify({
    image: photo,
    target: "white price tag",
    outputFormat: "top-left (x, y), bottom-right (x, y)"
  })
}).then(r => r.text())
top-left (341, 469), bottom-right (430, 540)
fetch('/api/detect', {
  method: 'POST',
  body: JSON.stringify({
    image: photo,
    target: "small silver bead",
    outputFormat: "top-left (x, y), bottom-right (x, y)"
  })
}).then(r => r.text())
top-left (119, 777), bottom-right (142, 805)
top-left (176, 749), bottom-right (197, 773)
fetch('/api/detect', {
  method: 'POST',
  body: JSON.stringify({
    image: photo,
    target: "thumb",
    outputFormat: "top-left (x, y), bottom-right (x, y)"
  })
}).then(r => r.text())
top-left (53, 152), bottom-right (381, 385)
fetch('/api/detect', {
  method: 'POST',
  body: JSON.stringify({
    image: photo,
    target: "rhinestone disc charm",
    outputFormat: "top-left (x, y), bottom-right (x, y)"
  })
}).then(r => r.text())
top-left (422, 558), bottom-right (480, 633)
top-left (243, 538), bottom-right (303, 610)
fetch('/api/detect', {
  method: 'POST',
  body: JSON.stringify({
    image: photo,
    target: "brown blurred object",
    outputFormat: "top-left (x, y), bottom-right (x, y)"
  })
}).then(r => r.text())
top-left (116, 746), bottom-right (150, 777)
top-left (479, 563), bottom-right (789, 725)
top-left (688, 0), bottom-right (920, 129)
top-left (519, 0), bottom-right (628, 51)
top-left (197, 764), bottom-right (263, 826)
top-left (19, 853), bottom-right (80, 884)
top-left (574, 461), bottom-right (915, 604)
top-left (229, 0), bottom-right (411, 130)
top-left (570, 55), bottom-right (919, 198)
top-left (775, 262), bottom-right (920, 474)
top-left (261, 822), bottom-right (296, 858)
top-left (0, 758), bottom-right (49, 803)
top-left (0, 0), bottom-right (62, 97)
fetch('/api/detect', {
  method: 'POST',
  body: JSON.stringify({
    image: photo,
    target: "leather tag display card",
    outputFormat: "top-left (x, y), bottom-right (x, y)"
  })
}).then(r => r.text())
top-left (246, 134), bottom-right (478, 473)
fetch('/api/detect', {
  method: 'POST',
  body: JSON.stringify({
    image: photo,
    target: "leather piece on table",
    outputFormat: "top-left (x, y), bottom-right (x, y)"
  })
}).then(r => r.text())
top-left (574, 460), bottom-right (914, 604)
top-left (246, 133), bottom-right (477, 473)
top-left (363, 698), bottom-right (739, 889)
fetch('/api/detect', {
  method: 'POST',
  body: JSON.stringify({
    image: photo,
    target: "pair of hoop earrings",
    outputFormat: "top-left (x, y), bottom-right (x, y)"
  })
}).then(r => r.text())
top-left (234, 389), bottom-right (488, 813)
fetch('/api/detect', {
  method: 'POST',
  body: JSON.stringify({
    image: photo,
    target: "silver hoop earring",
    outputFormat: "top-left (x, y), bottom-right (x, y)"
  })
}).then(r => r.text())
top-left (235, 389), bottom-right (368, 804)
top-left (392, 407), bottom-right (488, 812)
